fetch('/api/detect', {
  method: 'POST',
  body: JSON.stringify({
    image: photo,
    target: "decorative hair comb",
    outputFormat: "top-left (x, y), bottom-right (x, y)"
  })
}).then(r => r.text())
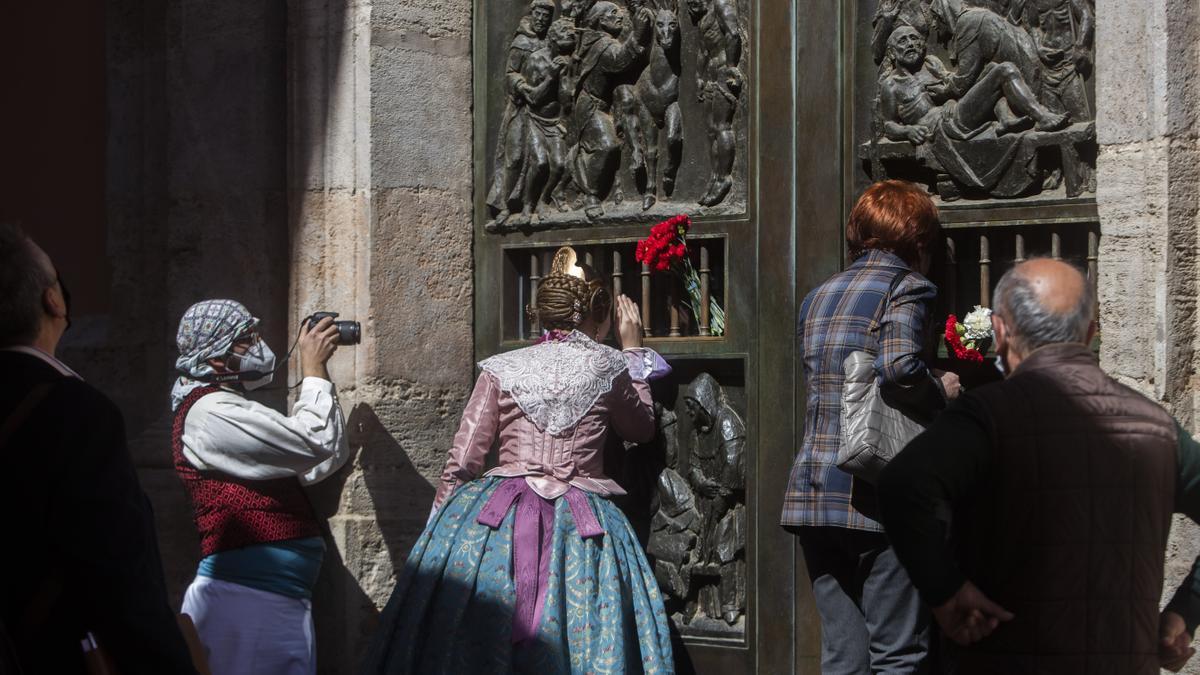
top-left (550, 246), bottom-right (587, 281)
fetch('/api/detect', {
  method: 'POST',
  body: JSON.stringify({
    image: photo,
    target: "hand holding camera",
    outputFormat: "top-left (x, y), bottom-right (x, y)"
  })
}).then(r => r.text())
top-left (299, 316), bottom-right (339, 380)
top-left (299, 312), bottom-right (360, 381)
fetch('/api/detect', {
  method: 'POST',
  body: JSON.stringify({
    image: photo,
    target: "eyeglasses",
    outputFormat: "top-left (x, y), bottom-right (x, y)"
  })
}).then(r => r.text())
top-left (232, 330), bottom-right (260, 346)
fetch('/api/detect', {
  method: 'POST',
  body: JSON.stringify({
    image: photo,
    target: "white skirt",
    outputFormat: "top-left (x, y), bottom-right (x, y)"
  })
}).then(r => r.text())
top-left (181, 576), bottom-right (315, 675)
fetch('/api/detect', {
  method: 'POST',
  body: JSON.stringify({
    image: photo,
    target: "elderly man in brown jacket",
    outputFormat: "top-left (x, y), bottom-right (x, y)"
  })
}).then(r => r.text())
top-left (879, 258), bottom-right (1200, 674)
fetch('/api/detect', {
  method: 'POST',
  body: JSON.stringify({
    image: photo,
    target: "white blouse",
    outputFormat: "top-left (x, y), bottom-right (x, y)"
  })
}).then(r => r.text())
top-left (180, 377), bottom-right (350, 485)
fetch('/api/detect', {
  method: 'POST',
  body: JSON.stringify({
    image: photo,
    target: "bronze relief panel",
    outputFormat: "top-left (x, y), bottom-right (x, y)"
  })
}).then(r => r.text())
top-left (618, 364), bottom-right (748, 645)
top-left (853, 0), bottom-right (1096, 205)
top-left (480, 0), bottom-right (751, 233)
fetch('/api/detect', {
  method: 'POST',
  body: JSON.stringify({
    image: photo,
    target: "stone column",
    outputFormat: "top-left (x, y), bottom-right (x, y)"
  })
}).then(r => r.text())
top-left (1097, 0), bottom-right (1200, 662)
top-left (288, 0), bottom-right (474, 668)
top-left (105, 0), bottom-right (292, 607)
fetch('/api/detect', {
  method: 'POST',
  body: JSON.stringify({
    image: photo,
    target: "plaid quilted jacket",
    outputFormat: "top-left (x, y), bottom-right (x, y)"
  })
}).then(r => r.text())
top-left (782, 249), bottom-right (944, 531)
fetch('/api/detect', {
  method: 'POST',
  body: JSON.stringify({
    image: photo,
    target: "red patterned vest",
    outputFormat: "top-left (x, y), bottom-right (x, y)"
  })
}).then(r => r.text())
top-left (173, 386), bottom-right (320, 557)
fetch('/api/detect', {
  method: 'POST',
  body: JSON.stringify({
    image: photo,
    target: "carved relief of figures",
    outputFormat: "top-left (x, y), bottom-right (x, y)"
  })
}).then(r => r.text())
top-left (864, 0), bottom-right (1097, 201)
top-left (645, 374), bottom-right (746, 637)
top-left (687, 0), bottom-right (743, 207)
top-left (483, 0), bottom-right (749, 233)
top-left (488, 0), bottom-right (557, 227)
top-left (872, 0), bottom-right (933, 64)
top-left (571, 2), bottom-right (655, 220)
top-left (878, 26), bottom-right (1068, 197)
top-left (1021, 0), bottom-right (1096, 194)
top-left (682, 374), bottom-right (746, 626)
top-left (490, 16), bottom-right (579, 228)
top-left (616, 4), bottom-right (683, 211)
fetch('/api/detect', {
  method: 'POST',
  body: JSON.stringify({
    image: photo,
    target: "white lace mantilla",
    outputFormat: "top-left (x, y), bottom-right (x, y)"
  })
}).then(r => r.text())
top-left (479, 331), bottom-right (629, 436)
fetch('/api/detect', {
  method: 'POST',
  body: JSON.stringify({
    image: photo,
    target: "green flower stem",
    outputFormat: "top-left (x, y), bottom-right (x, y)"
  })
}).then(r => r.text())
top-left (674, 257), bottom-right (726, 337)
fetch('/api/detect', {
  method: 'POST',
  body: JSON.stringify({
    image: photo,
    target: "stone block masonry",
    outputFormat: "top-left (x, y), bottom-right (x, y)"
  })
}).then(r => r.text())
top-left (1097, 3), bottom-right (1200, 672)
top-left (288, 0), bottom-right (474, 670)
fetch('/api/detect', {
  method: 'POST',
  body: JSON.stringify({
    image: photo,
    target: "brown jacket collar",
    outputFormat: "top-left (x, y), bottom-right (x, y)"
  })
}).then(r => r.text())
top-left (1010, 342), bottom-right (1096, 376)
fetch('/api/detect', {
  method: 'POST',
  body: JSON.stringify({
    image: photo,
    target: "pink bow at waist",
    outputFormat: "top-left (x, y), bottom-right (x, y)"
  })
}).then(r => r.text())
top-left (476, 477), bottom-right (605, 644)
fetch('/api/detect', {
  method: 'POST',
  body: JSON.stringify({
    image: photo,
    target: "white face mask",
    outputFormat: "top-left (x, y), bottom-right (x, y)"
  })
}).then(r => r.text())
top-left (234, 339), bottom-right (276, 390)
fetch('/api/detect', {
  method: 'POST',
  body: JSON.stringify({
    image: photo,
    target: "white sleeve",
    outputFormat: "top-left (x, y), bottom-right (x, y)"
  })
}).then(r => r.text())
top-left (181, 378), bottom-right (350, 483)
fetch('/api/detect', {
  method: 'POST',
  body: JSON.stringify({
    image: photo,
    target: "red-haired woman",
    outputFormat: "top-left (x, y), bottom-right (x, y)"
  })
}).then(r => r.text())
top-left (782, 180), bottom-right (961, 673)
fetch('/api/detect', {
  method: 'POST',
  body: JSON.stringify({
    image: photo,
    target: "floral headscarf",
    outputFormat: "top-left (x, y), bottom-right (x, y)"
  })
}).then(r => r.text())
top-left (170, 299), bottom-right (258, 410)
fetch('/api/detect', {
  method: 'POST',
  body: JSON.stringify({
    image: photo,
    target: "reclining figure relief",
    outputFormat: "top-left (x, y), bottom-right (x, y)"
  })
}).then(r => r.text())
top-left (865, 0), bottom-right (1097, 201)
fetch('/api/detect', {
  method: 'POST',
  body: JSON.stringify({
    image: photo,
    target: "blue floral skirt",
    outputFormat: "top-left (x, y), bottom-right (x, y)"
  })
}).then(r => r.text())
top-left (360, 476), bottom-right (675, 674)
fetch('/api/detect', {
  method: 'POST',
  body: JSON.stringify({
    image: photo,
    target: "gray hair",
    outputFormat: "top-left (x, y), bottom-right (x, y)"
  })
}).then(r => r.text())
top-left (993, 259), bottom-right (1095, 352)
top-left (0, 224), bottom-right (55, 347)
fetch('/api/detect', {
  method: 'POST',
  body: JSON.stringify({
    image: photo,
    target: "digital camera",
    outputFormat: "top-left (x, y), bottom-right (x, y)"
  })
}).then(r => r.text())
top-left (306, 311), bottom-right (361, 345)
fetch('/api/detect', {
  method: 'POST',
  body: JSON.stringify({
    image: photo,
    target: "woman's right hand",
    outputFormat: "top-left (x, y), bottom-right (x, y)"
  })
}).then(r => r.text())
top-left (615, 295), bottom-right (643, 350)
top-left (934, 369), bottom-right (963, 401)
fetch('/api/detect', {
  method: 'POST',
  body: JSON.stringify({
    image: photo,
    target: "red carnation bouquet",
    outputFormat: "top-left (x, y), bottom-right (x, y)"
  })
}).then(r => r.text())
top-left (635, 214), bottom-right (726, 336)
top-left (944, 306), bottom-right (993, 363)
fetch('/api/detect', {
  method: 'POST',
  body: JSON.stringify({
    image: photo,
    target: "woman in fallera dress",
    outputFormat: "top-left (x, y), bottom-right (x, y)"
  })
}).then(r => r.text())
top-left (361, 247), bottom-right (675, 674)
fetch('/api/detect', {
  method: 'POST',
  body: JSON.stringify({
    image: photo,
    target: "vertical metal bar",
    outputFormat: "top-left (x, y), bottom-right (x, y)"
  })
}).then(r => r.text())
top-left (1051, 230), bottom-right (1062, 260)
top-left (945, 235), bottom-right (958, 313)
top-left (668, 277), bottom-right (682, 337)
top-left (980, 233), bottom-right (991, 307)
top-left (1014, 232), bottom-right (1026, 263)
top-left (612, 248), bottom-right (623, 299)
top-left (641, 262), bottom-right (653, 337)
top-left (699, 244), bottom-right (711, 336)
top-left (529, 252), bottom-right (541, 335)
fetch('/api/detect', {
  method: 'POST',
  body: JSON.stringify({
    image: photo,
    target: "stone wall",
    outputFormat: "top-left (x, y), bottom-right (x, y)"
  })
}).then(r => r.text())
top-left (288, 0), bottom-right (474, 669)
top-left (1096, 1), bottom-right (1200, 671)
top-left (90, 0), bottom-right (1200, 671)
top-left (99, 1), bottom-right (474, 671)
top-left (101, 0), bottom-right (293, 608)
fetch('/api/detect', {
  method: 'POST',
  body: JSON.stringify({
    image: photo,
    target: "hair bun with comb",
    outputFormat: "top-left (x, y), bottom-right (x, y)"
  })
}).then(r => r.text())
top-left (530, 247), bottom-right (613, 332)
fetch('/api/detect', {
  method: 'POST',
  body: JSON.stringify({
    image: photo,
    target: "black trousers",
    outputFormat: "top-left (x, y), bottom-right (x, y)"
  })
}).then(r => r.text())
top-left (796, 526), bottom-right (931, 674)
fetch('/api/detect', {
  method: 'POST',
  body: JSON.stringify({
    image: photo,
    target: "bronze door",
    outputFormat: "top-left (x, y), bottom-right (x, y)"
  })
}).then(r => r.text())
top-left (473, 1), bottom-right (1097, 673)
top-left (471, 0), bottom-right (809, 671)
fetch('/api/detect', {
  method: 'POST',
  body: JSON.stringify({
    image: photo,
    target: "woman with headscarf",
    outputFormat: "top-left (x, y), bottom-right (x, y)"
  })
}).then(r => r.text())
top-left (361, 248), bottom-right (675, 674)
top-left (171, 300), bottom-right (351, 675)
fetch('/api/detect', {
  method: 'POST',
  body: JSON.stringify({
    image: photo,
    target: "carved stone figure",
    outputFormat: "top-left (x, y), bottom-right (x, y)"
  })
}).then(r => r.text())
top-left (496, 19), bottom-right (578, 229)
top-left (877, 26), bottom-right (1068, 196)
top-left (872, 0), bottom-right (934, 64)
top-left (482, 0), bottom-right (750, 230)
top-left (686, 0), bottom-right (743, 207)
top-left (930, 0), bottom-right (1044, 106)
top-left (570, 1), bottom-right (655, 220)
top-left (561, 0), bottom-right (599, 21)
top-left (647, 405), bottom-right (703, 603)
top-left (682, 373), bottom-right (745, 626)
top-left (486, 0), bottom-right (555, 228)
top-left (619, 4), bottom-right (683, 211)
top-left (862, 0), bottom-right (1097, 201)
top-left (640, 376), bottom-right (747, 636)
top-left (1020, 0), bottom-right (1096, 195)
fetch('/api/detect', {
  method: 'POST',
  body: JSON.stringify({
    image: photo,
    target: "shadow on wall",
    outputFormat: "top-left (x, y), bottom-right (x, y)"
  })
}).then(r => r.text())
top-left (304, 402), bottom-right (435, 672)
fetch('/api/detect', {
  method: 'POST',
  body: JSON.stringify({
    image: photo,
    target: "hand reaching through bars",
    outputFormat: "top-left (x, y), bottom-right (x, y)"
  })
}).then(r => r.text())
top-left (615, 295), bottom-right (643, 350)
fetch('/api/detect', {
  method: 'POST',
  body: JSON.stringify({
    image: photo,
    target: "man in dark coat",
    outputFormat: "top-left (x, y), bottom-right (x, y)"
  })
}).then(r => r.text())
top-left (0, 223), bottom-right (197, 674)
top-left (880, 259), bottom-right (1200, 674)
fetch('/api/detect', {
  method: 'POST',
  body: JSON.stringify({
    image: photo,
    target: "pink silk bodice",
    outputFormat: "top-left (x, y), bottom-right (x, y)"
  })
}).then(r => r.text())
top-left (433, 340), bottom-right (658, 508)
